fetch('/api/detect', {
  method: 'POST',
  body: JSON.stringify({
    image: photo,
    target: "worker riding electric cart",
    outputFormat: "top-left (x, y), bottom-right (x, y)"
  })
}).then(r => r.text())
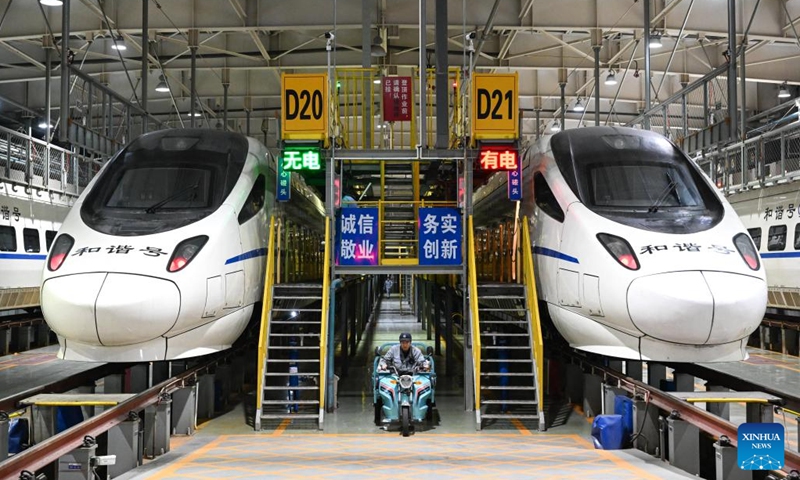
top-left (372, 333), bottom-right (437, 436)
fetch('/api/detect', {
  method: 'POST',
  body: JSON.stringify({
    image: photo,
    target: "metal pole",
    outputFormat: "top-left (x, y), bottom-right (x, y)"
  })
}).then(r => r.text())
top-left (593, 44), bottom-right (600, 126)
top-left (727, 0), bottom-right (737, 141)
top-left (223, 84), bottom-right (229, 130)
top-left (419, 0), bottom-right (427, 149)
top-left (644, 0), bottom-right (651, 130)
top-left (45, 47), bottom-right (52, 143)
top-left (59, 0), bottom-right (70, 142)
top-left (740, 40), bottom-right (747, 141)
top-left (141, 0), bottom-right (149, 133)
top-left (246, 109), bottom-right (251, 136)
top-left (435, 0), bottom-right (448, 149)
top-left (535, 109), bottom-right (540, 139)
top-left (190, 46), bottom-right (197, 128)
top-left (559, 82), bottom-right (566, 128)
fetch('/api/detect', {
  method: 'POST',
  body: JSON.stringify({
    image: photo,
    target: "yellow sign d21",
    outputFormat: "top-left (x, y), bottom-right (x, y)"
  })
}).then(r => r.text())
top-left (471, 73), bottom-right (518, 140)
top-left (281, 73), bottom-right (328, 141)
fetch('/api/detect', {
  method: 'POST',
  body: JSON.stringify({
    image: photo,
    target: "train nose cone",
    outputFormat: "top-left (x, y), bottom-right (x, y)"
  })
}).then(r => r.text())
top-left (95, 273), bottom-right (180, 346)
top-left (42, 273), bottom-right (181, 346)
top-left (628, 271), bottom-right (766, 345)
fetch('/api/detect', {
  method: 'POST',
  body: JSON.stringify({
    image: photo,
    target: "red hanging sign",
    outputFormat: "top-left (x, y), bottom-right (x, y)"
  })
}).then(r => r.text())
top-left (478, 145), bottom-right (518, 171)
top-left (382, 76), bottom-right (412, 122)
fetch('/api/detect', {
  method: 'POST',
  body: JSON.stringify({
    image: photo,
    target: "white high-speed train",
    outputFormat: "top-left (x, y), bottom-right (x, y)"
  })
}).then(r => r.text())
top-left (0, 184), bottom-right (71, 311)
top-left (729, 182), bottom-right (800, 315)
top-left (42, 129), bottom-right (324, 362)
top-left (474, 126), bottom-right (767, 362)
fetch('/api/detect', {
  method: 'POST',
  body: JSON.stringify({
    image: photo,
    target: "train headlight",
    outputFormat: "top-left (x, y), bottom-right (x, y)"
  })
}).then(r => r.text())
top-left (167, 235), bottom-right (209, 273)
top-left (47, 234), bottom-right (74, 271)
top-left (596, 233), bottom-right (640, 270)
top-left (733, 233), bottom-right (760, 271)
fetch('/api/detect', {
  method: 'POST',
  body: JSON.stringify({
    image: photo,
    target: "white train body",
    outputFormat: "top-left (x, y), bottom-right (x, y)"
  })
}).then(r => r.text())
top-left (475, 126), bottom-right (766, 362)
top-left (728, 182), bottom-right (800, 313)
top-left (0, 183), bottom-right (71, 310)
top-left (41, 129), bottom-right (322, 362)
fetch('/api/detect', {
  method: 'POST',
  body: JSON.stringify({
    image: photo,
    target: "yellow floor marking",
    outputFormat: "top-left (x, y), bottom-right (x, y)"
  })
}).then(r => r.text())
top-left (509, 418), bottom-right (531, 435)
top-left (572, 434), bottom-right (662, 480)
top-left (272, 418), bottom-right (290, 436)
top-left (146, 434), bottom-right (228, 480)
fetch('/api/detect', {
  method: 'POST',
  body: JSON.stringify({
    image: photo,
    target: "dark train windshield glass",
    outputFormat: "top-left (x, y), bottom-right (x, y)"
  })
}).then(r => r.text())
top-left (550, 127), bottom-right (723, 233)
top-left (81, 130), bottom-right (249, 236)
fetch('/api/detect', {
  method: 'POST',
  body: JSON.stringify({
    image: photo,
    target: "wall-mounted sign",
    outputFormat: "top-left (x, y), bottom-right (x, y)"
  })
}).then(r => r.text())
top-left (276, 156), bottom-right (291, 202)
top-left (282, 147), bottom-right (321, 171)
top-left (382, 76), bottom-right (412, 122)
top-left (471, 73), bottom-right (519, 140)
top-left (336, 207), bottom-right (379, 266)
top-left (281, 73), bottom-right (328, 141)
top-left (478, 145), bottom-right (518, 171)
top-left (508, 160), bottom-right (522, 201)
top-left (418, 207), bottom-right (462, 266)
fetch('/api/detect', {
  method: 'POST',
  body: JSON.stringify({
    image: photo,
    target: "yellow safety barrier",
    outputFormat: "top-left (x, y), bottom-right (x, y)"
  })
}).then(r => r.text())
top-left (319, 219), bottom-right (331, 412)
top-left (467, 216), bottom-right (482, 411)
top-left (256, 216), bottom-right (278, 421)
top-left (521, 218), bottom-right (545, 414)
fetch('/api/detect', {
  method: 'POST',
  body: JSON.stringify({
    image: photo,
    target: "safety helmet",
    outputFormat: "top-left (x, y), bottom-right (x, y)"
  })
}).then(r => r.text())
top-left (399, 332), bottom-right (412, 342)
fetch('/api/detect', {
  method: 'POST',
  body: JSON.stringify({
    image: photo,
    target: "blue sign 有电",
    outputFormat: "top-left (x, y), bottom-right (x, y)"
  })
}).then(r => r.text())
top-left (419, 207), bottom-right (462, 266)
top-left (337, 207), bottom-right (379, 266)
top-left (738, 422), bottom-right (784, 470)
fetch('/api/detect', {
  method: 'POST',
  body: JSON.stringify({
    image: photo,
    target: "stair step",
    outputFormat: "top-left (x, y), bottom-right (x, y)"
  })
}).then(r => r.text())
top-left (481, 386), bottom-right (537, 390)
top-left (261, 414), bottom-right (320, 420)
top-left (273, 296), bottom-right (322, 300)
top-left (270, 320), bottom-right (321, 325)
top-left (480, 296), bottom-right (525, 300)
top-left (270, 333), bottom-right (320, 337)
top-left (481, 321), bottom-right (528, 325)
top-left (267, 359), bottom-right (320, 363)
top-left (480, 333), bottom-right (529, 337)
top-left (272, 308), bottom-right (321, 312)
top-left (265, 372), bottom-right (319, 377)
top-left (481, 359), bottom-right (532, 363)
top-left (479, 308), bottom-right (526, 312)
top-left (266, 346), bottom-right (320, 350)
top-left (482, 400), bottom-right (538, 405)
top-left (263, 385), bottom-right (319, 391)
top-left (481, 372), bottom-right (534, 376)
top-left (482, 346), bottom-right (530, 350)
top-left (262, 399), bottom-right (319, 405)
top-left (481, 414), bottom-right (539, 420)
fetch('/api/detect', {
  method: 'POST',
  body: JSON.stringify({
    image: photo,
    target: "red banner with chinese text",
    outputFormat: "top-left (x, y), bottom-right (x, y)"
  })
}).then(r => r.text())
top-left (382, 77), bottom-right (412, 122)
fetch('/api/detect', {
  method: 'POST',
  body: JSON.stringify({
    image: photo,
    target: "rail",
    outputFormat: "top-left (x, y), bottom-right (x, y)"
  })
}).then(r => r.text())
top-left (255, 215), bottom-right (277, 429)
top-left (319, 218), bottom-right (331, 416)
top-left (467, 215), bottom-right (481, 412)
top-left (0, 350), bottom-right (235, 478)
top-left (520, 218), bottom-right (545, 420)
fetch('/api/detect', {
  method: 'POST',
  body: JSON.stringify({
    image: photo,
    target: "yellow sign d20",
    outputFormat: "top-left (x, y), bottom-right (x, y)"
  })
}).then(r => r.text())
top-left (281, 73), bottom-right (328, 141)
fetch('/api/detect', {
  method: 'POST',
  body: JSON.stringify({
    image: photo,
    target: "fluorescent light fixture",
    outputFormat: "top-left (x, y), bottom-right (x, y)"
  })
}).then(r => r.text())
top-left (155, 75), bottom-right (170, 92)
top-left (39, 0), bottom-right (63, 6)
top-left (649, 32), bottom-right (662, 49)
top-left (111, 36), bottom-right (126, 51)
top-left (572, 98), bottom-right (585, 112)
top-left (373, 78), bottom-right (381, 84)
top-left (186, 111), bottom-right (202, 117)
top-left (38, 121), bottom-right (51, 129)
top-left (550, 121), bottom-right (561, 132)
top-left (370, 34), bottom-right (385, 57)
top-left (605, 71), bottom-right (618, 86)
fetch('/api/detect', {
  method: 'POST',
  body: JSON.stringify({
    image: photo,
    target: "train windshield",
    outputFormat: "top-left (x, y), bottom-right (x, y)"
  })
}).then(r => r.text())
top-left (81, 130), bottom-right (249, 236)
top-left (551, 128), bottom-right (723, 233)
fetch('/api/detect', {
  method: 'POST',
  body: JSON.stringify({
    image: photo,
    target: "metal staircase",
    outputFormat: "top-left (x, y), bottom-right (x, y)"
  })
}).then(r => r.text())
top-left (257, 283), bottom-right (324, 429)
top-left (477, 283), bottom-right (541, 426)
top-left (381, 162), bottom-right (418, 261)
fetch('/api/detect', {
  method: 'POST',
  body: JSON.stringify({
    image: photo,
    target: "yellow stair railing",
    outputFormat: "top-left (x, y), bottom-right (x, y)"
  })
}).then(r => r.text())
top-left (521, 217), bottom-right (545, 418)
top-left (319, 219), bottom-right (332, 417)
top-left (467, 215), bottom-right (482, 415)
top-left (255, 216), bottom-right (278, 430)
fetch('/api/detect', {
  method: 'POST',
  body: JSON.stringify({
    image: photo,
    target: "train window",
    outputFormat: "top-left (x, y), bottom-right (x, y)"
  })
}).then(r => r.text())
top-left (533, 173), bottom-right (564, 222)
top-left (748, 228), bottom-right (762, 250)
top-left (767, 225), bottom-right (787, 251)
top-left (795, 225), bottom-right (800, 250)
top-left (45, 230), bottom-right (57, 250)
top-left (0, 226), bottom-right (16, 252)
top-left (238, 175), bottom-right (266, 224)
top-left (23, 228), bottom-right (40, 253)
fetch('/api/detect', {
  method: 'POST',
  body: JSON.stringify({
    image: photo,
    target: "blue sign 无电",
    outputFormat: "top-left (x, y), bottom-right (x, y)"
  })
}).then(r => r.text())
top-left (738, 422), bottom-right (784, 470)
top-left (336, 207), bottom-right (379, 266)
top-left (418, 207), bottom-right (462, 266)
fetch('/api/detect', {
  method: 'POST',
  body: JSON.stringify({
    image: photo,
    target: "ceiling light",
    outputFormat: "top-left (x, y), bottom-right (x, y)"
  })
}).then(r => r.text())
top-left (778, 82), bottom-right (791, 99)
top-left (550, 121), bottom-right (561, 132)
top-left (605, 71), bottom-right (618, 86)
top-left (155, 75), bottom-right (170, 92)
top-left (38, 120), bottom-right (51, 129)
top-left (186, 111), bottom-right (202, 117)
top-left (370, 33), bottom-right (386, 57)
top-left (111, 36), bottom-right (126, 51)
top-left (649, 32), bottom-right (662, 49)
top-left (39, 0), bottom-right (63, 6)
top-left (572, 98), bottom-right (585, 112)
top-left (373, 78), bottom-right (381, 84)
